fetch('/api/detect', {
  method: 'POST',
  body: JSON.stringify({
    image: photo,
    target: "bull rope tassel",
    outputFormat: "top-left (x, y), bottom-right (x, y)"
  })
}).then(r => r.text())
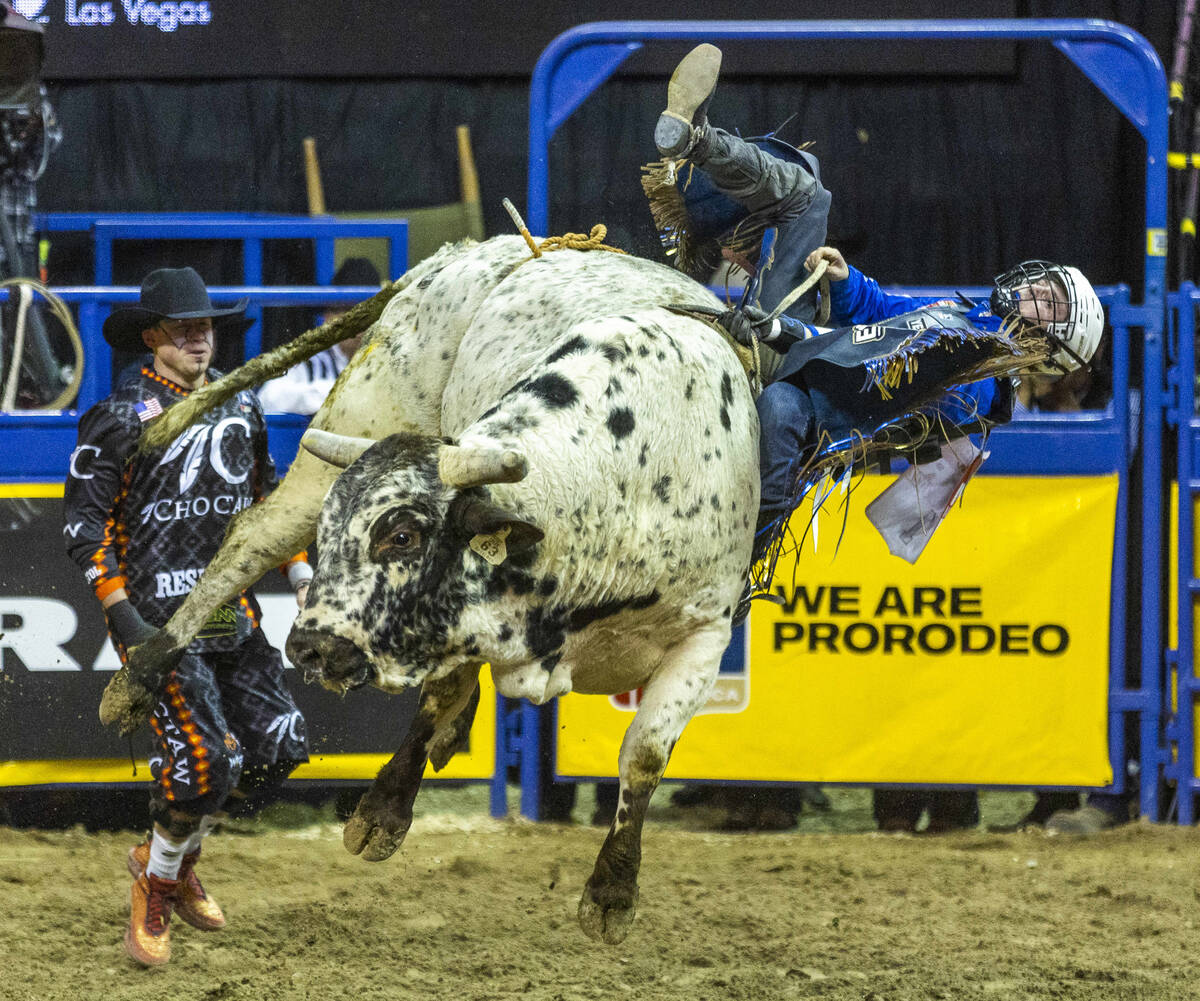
top-left (502, 198), bottom-right (542, 258)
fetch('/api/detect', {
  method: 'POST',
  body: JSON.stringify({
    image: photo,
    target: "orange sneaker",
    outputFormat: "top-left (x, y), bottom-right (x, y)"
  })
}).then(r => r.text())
top-left (128, 841), bottom-right (226, 931)
top-left (125, 871), bottom-right (177, 966)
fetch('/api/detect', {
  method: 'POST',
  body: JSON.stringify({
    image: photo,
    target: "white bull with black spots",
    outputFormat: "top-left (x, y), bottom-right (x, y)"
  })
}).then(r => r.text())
top-left (106, 235), bottom-right (757, 944)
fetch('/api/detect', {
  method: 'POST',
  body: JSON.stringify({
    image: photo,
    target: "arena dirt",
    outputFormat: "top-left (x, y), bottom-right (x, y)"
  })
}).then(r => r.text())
top-left (2, 787), bottom-right (1197, 1001)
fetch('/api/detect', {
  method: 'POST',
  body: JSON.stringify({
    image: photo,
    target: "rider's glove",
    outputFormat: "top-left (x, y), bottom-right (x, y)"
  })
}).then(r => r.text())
top-left (717, 305), bottom-right (772, 347)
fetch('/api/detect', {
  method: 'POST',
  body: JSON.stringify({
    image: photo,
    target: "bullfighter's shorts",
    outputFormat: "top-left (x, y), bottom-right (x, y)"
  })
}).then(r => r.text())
top-left (148, 628), bottom-right (308, 816)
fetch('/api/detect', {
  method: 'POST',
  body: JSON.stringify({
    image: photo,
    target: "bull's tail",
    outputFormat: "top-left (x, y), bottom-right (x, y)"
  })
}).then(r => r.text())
top-left (137, 242), bottom-right (471, 452)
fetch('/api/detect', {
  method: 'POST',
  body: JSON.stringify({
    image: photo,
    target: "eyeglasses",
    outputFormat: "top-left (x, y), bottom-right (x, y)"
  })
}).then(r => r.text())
top-left (158, 319), bottom-right (214, 347)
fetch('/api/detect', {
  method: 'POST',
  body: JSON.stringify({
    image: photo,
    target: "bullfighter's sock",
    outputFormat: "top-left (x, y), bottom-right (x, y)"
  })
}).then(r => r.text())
top-left (147, 829), bottom-right (189, 880)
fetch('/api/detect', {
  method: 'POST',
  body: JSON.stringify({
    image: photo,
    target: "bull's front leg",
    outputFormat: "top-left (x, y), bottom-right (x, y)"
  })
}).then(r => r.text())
top-left (98, 451), bottom-right (341, 733)
top-left (577, 623), bottom-right (727, 945)
top-left (343, 666), bottom-right (481, 862)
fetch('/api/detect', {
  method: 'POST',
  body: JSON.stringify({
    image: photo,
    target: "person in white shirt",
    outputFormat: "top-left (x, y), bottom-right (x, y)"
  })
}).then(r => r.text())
top-left (257, 257), bottom-right (381, 414)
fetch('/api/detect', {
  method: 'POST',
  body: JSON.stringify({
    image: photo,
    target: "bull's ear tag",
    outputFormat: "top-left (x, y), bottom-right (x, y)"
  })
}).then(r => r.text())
top-left (470, 526), bottom-right (512, 566)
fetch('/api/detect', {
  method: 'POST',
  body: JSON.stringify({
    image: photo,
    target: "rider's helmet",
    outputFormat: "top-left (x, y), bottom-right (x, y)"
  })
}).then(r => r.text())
top-left (989, 260), bottom-right (1104, 373)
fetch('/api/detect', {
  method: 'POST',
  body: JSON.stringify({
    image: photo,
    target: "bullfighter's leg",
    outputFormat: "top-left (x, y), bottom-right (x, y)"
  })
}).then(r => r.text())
top-left (577, 622), bottom-right (728, 945)
top-left (343, 665), bottom-right (481, 862)
top-left (98, 448), bottom-right (343, 733)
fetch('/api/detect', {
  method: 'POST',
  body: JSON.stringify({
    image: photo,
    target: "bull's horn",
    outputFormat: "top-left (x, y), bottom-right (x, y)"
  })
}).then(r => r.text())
top-left (438, 443), bottom-right (528, 488)
top-left (301, 428), bottom-right (378, 469)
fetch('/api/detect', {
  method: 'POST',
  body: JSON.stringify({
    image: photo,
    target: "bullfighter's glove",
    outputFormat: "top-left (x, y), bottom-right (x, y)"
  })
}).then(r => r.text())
top-left (717, 305), bottom-right (773, 346)
top-left (105, 599), bottom-right (159, 651)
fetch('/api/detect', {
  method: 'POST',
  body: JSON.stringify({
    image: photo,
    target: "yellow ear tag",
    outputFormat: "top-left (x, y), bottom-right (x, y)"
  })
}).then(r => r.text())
top-left (469, 525), bottom-right (512, 566)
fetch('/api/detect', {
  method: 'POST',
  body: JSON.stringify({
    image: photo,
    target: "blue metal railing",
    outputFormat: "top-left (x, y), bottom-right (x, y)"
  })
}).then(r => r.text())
top-left (35, 212), bottom-right (408, 378)
top-left (0, 286), bottom-right (381, 483)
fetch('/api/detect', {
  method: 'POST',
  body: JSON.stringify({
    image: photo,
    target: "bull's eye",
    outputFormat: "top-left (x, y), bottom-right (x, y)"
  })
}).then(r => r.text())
top-left (369, 510), bottom-right (423, 563)
top-left (371, 528), bottom-right (422, 562)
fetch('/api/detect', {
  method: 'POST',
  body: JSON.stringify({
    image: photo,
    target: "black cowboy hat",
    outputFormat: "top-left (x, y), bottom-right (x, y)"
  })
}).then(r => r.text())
top-left (102, 266), bottom-right (251, 351)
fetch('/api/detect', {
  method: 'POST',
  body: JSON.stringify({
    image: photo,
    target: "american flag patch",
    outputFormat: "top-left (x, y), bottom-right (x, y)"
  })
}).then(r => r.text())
top-left (133, 397), bottom-right (163, 423)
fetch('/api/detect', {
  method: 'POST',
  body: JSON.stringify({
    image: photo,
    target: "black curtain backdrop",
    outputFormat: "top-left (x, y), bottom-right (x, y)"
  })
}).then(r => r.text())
top-left (32, 1), bottom-right (1173, 303)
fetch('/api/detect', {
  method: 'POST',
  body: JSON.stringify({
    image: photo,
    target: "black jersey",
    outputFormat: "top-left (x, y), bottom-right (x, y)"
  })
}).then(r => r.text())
top-left (63, 366), bottom-right (295, 653)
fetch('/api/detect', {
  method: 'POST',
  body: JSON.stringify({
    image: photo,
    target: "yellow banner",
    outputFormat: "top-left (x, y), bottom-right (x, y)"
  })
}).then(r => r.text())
top-left (557, 475), bottom-right (1117, 787)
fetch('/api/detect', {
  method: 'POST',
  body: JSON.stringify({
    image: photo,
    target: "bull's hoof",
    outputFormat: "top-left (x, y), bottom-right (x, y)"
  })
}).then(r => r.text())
top-left (98, 667), bottom-right (158, 735)
top-left (577, 882), bottom-right (639, 944)
top-left (342, 805), bottom-right (411, 862)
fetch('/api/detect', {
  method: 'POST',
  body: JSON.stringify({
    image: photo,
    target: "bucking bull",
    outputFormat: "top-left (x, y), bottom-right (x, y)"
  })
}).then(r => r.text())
top-left (102, 234), bottom-right (758, 944)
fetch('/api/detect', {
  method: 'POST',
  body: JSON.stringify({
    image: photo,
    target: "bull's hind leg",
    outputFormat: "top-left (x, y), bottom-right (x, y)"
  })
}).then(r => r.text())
top-left (577, 623), bottom-right (728, 945)
top-left (98, 449), bottom-right (342, 733)
top-left (343, 665), bottom-right (481, 862)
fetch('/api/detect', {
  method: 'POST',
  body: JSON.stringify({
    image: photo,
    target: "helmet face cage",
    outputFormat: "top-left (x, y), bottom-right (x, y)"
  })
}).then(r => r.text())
top-left (989, 259), bottom-right (1096, 373)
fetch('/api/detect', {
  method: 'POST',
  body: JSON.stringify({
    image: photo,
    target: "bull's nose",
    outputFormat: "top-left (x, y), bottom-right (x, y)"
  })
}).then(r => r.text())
top-left (286, 627), bottom-right (370, 688)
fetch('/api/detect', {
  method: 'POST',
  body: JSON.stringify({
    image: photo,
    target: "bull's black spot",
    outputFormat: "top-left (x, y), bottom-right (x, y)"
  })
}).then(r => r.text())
top-left (684, 377), bottom-right (695, 400)
top-left (418, 273), bottom-right (436, 289)
top-left (538, 575), bottom-right (558, 598)
top-left (498, 623), bottom-right (513, 642)
top-left (485, 564), bottom-right (537, 599)
top-left (607, 407), bottom-right (635, 440)
top-left (545, 335), bottom-right (590, 364)
top-left (637, 344), bottom-right (650, 357)
top-left (600, 344), bottom-right (622, 364)
top-left (567, 591), bottom-right (659, 632)
top-left (720, 372), bottom-right (734, 406)
top-left (652, 476), bottom-right (671, 503)
top-left (526, 606), bottom-right (566, 660)
top-left (638, 443), bottom-right (649, 467)
top-left (540, 653), bottom-right (562, 674)
top-left (711, 493), bottom-right (720, 510)
top-left (719, 406), bottom-right (731, 431)
top-left (525, 372), bottom-right (579, 409)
